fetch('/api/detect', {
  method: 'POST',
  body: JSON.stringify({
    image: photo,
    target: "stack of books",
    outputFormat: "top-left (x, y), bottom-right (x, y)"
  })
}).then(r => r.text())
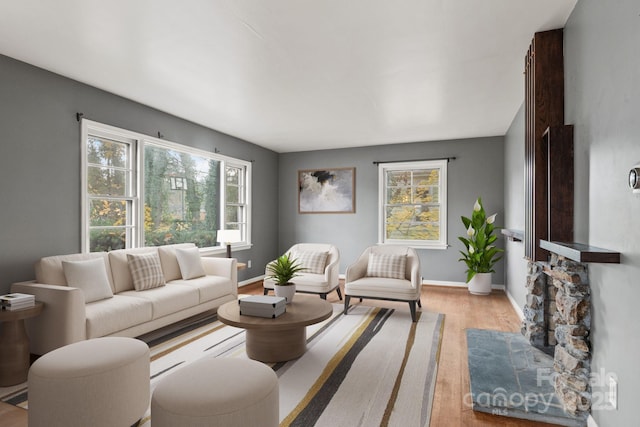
top-left (0, 293), bottom-right (36, 311)
top-left (239, 295), bottom-right (286, 318)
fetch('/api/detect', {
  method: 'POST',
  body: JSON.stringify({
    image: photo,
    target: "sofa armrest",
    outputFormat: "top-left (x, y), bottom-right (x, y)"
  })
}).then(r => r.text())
top-left (345, 256), bottom-right (368, 283)
top-left (201, 257), bottom-right (237, 283)
top-left (325, 257), bottom-right (340, 287)
top-left (10, 281), bottom-right (86, 355)
top-left (410, 259), bottom-right (421, 289)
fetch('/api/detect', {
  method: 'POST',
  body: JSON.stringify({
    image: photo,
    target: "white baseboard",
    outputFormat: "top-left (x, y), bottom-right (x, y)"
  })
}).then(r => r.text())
top-left (422, 279), bottom-right (505, 291)
top-left (506, 289), bottom-right (525, 321)
top-left (239, 275), bottom-right (265, 288)
top-left (254, 274), bottom-right (509, 292)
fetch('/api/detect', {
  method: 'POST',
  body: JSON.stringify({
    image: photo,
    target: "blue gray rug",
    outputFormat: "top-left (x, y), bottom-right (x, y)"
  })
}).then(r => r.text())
top-left (466, 329), bottom-right (587, 427)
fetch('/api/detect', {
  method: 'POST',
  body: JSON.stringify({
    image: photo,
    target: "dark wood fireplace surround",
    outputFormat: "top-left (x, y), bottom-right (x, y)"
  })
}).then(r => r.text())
top-left (508, 29), bottom-right (620, 419)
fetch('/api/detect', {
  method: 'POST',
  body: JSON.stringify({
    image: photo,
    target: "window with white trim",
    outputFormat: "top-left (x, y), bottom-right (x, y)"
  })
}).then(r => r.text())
top-left (82, 125), bottom-right (138, 251)
top-left (378, 160), bottom-right (447, 249)
top-left (81, 120), bottom-right (251, 253)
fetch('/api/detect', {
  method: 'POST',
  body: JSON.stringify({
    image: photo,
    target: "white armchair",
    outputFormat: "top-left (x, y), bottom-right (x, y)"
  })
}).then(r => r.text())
top-left (344, 246), bottom-right (422, 321)
top-left (263, 243), bottom-right (342, 300)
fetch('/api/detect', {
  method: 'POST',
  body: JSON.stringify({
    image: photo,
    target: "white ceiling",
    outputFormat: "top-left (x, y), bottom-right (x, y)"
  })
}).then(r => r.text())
top-left (0, 0), bottom-right (577, 153)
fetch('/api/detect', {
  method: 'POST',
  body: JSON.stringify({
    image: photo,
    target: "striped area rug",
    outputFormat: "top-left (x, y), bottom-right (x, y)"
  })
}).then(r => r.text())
top-left (1, 303), bottom-right (444, 427)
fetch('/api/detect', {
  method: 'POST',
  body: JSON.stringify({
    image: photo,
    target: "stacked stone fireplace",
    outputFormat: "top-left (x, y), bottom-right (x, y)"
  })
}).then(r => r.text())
top-left (522, 252), bottom-right (591, 418)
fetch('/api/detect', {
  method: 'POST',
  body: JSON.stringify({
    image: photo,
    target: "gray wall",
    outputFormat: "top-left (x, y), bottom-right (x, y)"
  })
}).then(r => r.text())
top-left (0, 54), bottom-right (279, 293)
top-left (279, 137), bottom-right (505, 283)
top-left (563, 0), bottom-right (640, 425)
top-left (503, 104), bottom-right (527, 310)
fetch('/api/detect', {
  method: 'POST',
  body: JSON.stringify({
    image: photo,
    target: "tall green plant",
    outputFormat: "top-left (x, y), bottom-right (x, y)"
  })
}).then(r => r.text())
top-left (265, 253), bottom-right (305, 286)
top-left (458, 198), bottom-right (504, 282)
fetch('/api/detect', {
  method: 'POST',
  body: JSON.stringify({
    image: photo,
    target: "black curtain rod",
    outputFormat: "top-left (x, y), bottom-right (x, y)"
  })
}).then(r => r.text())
top-left (373, 156), bottom-right (456, 165)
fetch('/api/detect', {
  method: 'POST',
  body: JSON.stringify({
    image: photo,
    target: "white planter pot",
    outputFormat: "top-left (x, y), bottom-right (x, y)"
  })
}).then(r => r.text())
top-left (468, 273), bottom-right (492, 295)
top-left (274, 283), bottom-right (296, 304)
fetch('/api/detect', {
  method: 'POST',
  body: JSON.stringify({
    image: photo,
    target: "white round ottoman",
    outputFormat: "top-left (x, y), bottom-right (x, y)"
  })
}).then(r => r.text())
top-left (151, 357), bottom-right (279, 427)
top-left (28, 337), bottom-right (150, 427)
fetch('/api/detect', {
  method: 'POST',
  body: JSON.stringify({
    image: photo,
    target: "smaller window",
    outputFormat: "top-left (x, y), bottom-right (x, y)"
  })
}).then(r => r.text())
top-left (378, 160), bottom-right (447, 249)
top-left (223, 163), bottom-right (249, 242)
top-left (82, 124), bottom-right (138, 252)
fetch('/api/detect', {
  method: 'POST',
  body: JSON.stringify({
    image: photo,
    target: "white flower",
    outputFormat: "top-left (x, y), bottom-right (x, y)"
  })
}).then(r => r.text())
top-left (467, 225), bottom-right (475, 237)
top-left (473, 199), bottom-right (481, 211)
top-left (469, 246), bottom-right (475, 254)
top-left (486, 213), bottom-right (497, 224)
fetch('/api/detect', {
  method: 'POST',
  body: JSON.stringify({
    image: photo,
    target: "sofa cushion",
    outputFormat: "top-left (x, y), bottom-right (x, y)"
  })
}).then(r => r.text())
top-left (366, 253), bottom-right (406, 280)
top-left (175, 247), bottom-right (206, 280)
top-left (344, 277), bottom-right (416, 300)
top-left (62, 258), bottom-right (114, 303)
top-left (264, 272), bottom-right (335, 293)
top-left (119, 285), bottom-right (199, 319)
top-left (85, 295), bottom-right (153, 338)
top-left (169, 276), bottom-right (234, 303)
top-left (292, 251), bottom-right (328, 274)
top-left (127, 253), bottom-right (166, 291)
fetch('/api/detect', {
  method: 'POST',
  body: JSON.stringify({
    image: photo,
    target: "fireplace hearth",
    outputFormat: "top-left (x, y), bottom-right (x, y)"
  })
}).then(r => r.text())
top-left (522, 253), bottom-right (591, 416)
top-left (521, 239), bottom-right (619, 418)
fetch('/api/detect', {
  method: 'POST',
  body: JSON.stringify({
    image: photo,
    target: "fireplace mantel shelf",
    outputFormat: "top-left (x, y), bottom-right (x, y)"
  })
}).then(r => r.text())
top-left (540, 240), bottom-right (620, 263)
top-left (501, 229), bottom-right (524, 242)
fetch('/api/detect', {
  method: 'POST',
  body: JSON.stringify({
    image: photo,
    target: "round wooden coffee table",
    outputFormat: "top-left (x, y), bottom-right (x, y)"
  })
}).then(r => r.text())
top-left (217, 295), bottom-right (332, 363)
top-left (0, 302), bottom-right (43, 386)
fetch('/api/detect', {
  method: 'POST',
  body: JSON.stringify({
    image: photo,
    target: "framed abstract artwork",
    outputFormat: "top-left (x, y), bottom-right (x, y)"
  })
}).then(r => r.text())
top-left (298, 167), bottom-right (355, 214)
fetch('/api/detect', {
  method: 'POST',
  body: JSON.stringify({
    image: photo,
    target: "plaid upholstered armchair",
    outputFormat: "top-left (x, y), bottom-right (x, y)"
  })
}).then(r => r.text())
top-left (263, 243), bottom-right (342, 300)
top-left (344, 246), bottom-right (422, 321)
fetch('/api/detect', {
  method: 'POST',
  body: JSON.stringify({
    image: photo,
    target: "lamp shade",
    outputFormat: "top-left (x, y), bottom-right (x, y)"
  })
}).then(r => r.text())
top-left (216, 229), bottom-right (241, 244)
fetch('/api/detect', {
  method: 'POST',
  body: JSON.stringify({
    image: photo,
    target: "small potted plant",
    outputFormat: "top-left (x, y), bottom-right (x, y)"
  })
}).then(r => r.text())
top-left (265, 253), bottom-right (305, 303)
top-left (458, 197), bottom-right (504, 295)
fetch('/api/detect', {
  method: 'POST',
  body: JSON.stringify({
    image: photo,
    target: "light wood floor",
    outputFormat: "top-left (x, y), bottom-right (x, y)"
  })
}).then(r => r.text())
top-left (248, 282), bottom-right (558, 427)
top-left (0, 282), bottom-right (558, 427)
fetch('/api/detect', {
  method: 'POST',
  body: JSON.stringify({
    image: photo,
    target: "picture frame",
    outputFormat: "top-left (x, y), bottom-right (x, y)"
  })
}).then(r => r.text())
top-left (298, 167), bottom-right (355, 214)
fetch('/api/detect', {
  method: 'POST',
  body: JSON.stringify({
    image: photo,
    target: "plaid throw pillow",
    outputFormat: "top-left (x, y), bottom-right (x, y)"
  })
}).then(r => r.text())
top-left (127, 253), bottom-right (166, 291)
top-left (366, 253), bottom-right (406, 280)
top-left (293, 251), bottom-right (328, 274)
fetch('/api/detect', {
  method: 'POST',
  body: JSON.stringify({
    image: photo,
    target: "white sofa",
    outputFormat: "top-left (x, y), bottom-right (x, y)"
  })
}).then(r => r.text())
top-left (12, 243), bottom-right (237, 355)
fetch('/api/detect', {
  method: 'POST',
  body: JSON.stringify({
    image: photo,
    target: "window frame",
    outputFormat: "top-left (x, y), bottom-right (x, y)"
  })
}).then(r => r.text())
top-left (81, 120), bottom-right (140, 252)
top-left (378, 159), bottom-right (448, 249)
top-left (81, 119), bottom-right (252, 254)
top-left (223, 161), bottom-right (251, 243)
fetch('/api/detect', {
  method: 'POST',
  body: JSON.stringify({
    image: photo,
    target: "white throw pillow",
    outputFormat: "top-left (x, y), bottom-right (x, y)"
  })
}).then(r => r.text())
top-left (175, 247), bottom-right (206, 280)
top-left (62, 258), bottom-right (114, 303)
top-left (127, 253), bottom-right (166, 291)
top-left (293, 251), bottom-right (329, 274)
top-left (366, 253), bottom-right (407, 280)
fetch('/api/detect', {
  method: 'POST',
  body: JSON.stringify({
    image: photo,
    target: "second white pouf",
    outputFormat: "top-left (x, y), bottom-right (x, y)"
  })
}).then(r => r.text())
top-left (151, 357), bottom-right (279, 427)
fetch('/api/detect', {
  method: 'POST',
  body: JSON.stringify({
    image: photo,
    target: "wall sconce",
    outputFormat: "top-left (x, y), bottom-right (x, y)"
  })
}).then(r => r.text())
top-left (216, 230), bottom-right (241, 258)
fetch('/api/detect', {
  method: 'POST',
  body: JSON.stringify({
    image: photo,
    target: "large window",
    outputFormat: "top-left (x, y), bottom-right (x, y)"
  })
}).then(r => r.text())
top-left (378, 160), bottom-right (447, 249)
top-left (82, 120), bottom-right (251, 253)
